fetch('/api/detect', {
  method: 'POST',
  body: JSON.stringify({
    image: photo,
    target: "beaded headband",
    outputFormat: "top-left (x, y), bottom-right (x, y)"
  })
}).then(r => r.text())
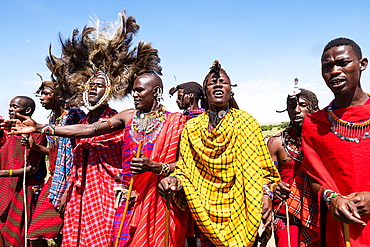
top-left (83, 71), bottom-right (111, 110)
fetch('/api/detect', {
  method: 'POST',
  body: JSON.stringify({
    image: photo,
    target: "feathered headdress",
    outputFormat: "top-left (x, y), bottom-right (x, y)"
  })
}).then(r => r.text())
top-left (46, 11), bottom-right (162, 110)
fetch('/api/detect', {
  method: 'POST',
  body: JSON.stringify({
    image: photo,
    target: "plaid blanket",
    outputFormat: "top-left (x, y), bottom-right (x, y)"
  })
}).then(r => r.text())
top-left (173, 108), bottom-right (280, 246)
top-left (62, 106), bottom-right (124, 247)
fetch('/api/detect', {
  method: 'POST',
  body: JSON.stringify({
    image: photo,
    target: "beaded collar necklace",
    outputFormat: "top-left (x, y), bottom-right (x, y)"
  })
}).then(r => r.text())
top-left (327, 102), bottom-right (370, 143)
top-left (281, 127), bottom-right (303, 162)
top-left (130, 105), bottom-right (166, 145)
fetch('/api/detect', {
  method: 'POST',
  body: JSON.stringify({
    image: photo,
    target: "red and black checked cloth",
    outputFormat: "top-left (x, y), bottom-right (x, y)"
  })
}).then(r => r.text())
top-left (62, 106), bottom-right (124, 247)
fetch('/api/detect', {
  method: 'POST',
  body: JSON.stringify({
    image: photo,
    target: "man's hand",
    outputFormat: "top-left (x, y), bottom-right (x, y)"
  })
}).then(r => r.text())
top-left (262, 194), bottom-right (273, 227)
top-left (130, 154), bottom-right (161, 174)
top-left (21, 134), bottom-right (33, 149)
top-left (158, 176), bottom-right (182, 200)
top-left (330, 196), bottom-right (366, 225)
top-left (4, 113), bottom-right (37, 135)
top-left (58, 191), bottom-right (68, 215)
top-left (344, 191), bottom-right (370, 216)
top-left (274, 182), bottom-right (291, 201)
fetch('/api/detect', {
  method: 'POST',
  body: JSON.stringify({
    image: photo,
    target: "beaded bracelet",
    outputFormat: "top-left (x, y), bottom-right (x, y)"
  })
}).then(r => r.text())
top-left (157, 163), bottom-right (170, 176)
top-left (9, 169), bottom-right (12, 177)
top-left (323, 189), bottom-right (341, 207)
top-left (263, 184), bottom-right (274, 200)
top-left (41, 124), bottom-right (55, 136)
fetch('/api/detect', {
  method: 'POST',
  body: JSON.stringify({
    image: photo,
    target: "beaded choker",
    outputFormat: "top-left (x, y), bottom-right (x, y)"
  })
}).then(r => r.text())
top-left (327, 105), bottom-right (370, 143)
top-left (130, 105), bottom-right (166, 145)
top-left (209, 109), bottom-right (229, 119)
top-left (281, 127), bottom-right (303, 162)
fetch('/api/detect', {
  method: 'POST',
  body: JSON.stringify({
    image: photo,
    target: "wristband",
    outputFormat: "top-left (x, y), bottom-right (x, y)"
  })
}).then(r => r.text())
top-left (9, 169), bottom-right (12, 177)
top-left (157, 163), bottom-right (170, 176)
top-left (41, 124), bottom-right (55, 136)
top-left (263, 184), bottom-right (274, 200)
top-left (323, 189), bottom-right (341, 207)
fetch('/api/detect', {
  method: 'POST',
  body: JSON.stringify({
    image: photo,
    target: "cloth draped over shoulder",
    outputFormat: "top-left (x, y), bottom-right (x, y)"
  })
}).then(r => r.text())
top-left (62, 106), bottom-right (124, 247)
top-left (288, 103), bottom-right (370, 247)
top-left (49, 108), bottom-right (86, 208)
top-left (173, 108), bottom-right (280, 247)
top-left (129, 112), bottom-right (192, 247)
top-left (0, 133), bottom-right (46, 247)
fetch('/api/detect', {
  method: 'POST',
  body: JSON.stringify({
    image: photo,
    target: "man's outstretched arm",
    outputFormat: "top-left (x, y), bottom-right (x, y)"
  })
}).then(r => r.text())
top-left (6, 108), bottom-right (136, 139)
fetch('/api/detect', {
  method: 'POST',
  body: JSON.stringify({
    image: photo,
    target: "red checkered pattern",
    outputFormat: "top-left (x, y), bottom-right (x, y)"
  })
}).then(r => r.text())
top-left (62, 106), bottom-right (124, 247)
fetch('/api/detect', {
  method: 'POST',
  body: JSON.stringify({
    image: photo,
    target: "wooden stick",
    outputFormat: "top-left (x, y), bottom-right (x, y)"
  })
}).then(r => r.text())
top-left (164, 198), bottom-right (171, 247)
top-left (114, 140), bottom-right (143, 247)
top-left (23, 148), bottom-right (28, 246)
top-left (285, 202), bottom-right (291, 247)
top-left (343, 222), bottom-right (351, 247)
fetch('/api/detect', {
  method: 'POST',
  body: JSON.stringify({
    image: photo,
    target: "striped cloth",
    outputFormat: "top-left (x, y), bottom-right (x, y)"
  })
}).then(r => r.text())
top-left (28, 108), bottom-right (85, 240)
top-left (183, 108), bottom-right (205, 121)
top-left (0, 133), bottom-right (46, 247)
top-left (48, 108), bottom-right (86, 208)
top-left (112, 112), bottom-right (192, 247)
top-left (111, 118), bottom-right (155, 246)
top-left (173, 108), bottom-right (280, 247)
top-left (62, 106), bottom-right (124, 247)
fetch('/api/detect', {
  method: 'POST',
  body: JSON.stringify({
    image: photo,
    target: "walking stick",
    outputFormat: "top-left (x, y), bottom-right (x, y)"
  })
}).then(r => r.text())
top-left (164, 198), bottom-right (171, 247)
top-left (343, 223), bottom-right (351, 247)
top-left (23, 140), bottom-right (28, 247)
top-left (114, 140), bottom-right (143, 247)
top-left (285, 202), bottom-right (291, 247)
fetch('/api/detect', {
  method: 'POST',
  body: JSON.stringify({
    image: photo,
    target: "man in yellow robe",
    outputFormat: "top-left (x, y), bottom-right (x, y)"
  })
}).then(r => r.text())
top-left (159, 61), bottom-right (280, 247)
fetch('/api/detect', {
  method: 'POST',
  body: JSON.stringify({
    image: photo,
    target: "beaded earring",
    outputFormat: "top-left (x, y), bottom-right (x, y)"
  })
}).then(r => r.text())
top-left (155, 87), bottom-right (163, 103)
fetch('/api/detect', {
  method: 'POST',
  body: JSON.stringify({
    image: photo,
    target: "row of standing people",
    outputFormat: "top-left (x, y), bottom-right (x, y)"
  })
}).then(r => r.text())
top-left (1, 10), bottom-right (369, 247)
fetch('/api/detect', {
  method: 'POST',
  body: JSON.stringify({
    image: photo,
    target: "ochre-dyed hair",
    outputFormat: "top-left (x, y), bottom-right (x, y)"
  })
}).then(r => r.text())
top-left (202, 60), bottom-right (239, 110)
top-left (323, 37), bottom-right (362, 60)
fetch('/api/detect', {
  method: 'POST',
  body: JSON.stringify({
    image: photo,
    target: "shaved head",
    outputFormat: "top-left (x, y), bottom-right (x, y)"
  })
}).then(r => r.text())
top-left (14, 96), bottom-right (36, 115)
top-left (137, 73), bottom-right (163, 89)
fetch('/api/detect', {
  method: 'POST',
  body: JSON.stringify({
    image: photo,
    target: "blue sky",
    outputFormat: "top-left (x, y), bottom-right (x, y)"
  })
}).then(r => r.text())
top-left (1, 1), bottom-right (370, 123)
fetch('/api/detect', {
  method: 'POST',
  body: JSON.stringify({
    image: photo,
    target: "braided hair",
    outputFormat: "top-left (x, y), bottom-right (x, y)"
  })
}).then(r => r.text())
top-left (287, 88), bottom-right (319, 113)
top-left (169, 81), bottom-right (205, 108)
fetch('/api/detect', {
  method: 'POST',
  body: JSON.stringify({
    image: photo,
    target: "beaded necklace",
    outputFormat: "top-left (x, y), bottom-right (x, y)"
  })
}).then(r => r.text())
top-left (327, 103), bottom-right (370, 143)
top-left (130, 105), bottom-right (166, 145)
top-left (281, 127), bottom-right (303, 162)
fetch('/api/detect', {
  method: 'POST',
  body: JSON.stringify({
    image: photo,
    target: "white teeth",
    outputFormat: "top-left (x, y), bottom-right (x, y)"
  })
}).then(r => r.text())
top-left (214, 92), bottom-right (223, 96)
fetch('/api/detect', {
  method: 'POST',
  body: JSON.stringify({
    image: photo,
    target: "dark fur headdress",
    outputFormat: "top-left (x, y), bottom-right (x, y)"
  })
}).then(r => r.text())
top-left (46, 11), bottom-right (162, 109)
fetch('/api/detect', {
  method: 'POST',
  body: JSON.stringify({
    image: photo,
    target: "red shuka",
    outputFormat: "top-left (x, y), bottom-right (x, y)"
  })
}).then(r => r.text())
top-left (289, 103), bottom-right (370, 247)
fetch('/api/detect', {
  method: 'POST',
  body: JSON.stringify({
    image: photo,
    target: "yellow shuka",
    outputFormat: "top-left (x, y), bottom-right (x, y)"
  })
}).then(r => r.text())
top-left (173, 108), bottom-right (280, 247)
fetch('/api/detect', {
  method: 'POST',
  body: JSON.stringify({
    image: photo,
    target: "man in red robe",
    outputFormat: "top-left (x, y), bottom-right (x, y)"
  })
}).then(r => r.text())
top-left (267, 88), bottom-right (319, 247)
top-left (0, 96), bottom-right (46, 247)
top-left (10, 73), bottom-right (191, 246)
top-left (288, 37), bottom-right (370, 246)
